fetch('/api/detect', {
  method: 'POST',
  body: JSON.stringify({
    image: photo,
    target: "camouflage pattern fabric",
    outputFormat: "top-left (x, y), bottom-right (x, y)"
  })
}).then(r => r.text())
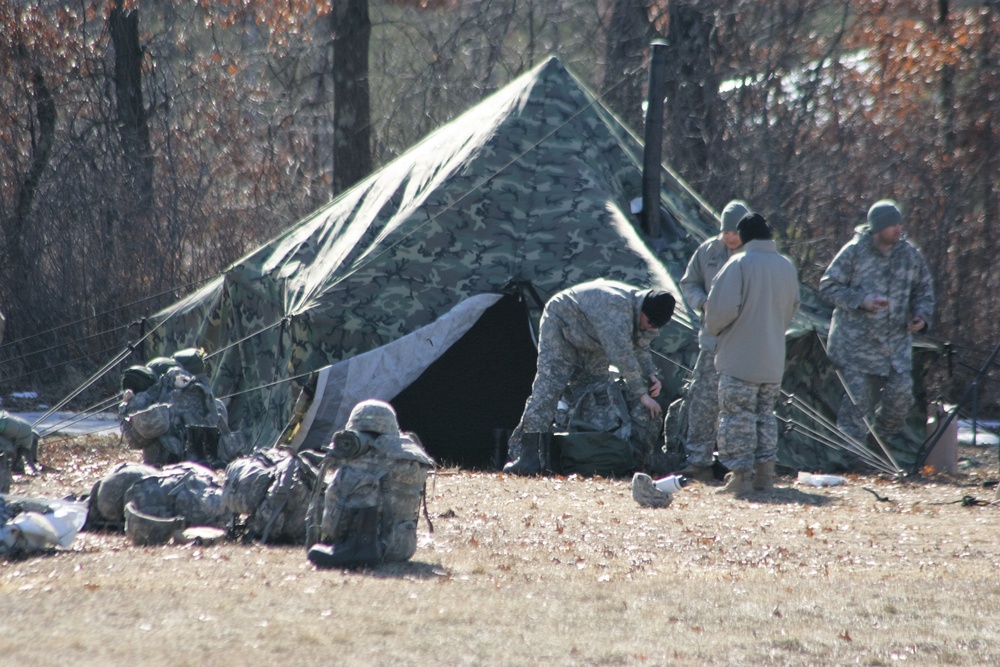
top-left (222, 447), bottom-right (290, 516)
top-left (657, 395), bottom-right (690, 475)
top-left (819, 227), bottom-right (935, 450)
top-left (515, 280), bottom-right (660, 436)
top-left (838, 366), bottom-right (913, 446)
top-left (135, 55), bottom-right (939, 475)
top-left (716, 375), bottom-right (781, 473)
top-left (312, 432), bottom-right (433, 563)
top-left (631, 472), bottom-right (672, 508)
top-left (143, 57), bottom-right (712, 452)
top-left (678, 235), bottom-right (741, 469)
top-left (0, 436), bottom-right (14, 494)
top-left (776, 329), bottom-right (939, 473)
top-left (379, 457), bottom-right (429, 562)
top-left (220, 446), bottom-right (325, 544)
top-left (544, 378), bottom-right (658, 476)
top-left (247, 449), bottom-right (322, 544)
top-left (123, 462), bottom-right (230, 529)
top-left (0, 412), bottom-right (37, 470)
top-left (90, 462), bottom-right (160, 528)
top-left (819, 227), bottom-right (935, 377)
top-left (120, 364), bottom-right (238, 467)
top-left (567, 380), bottom-right (633, 441)
top-left (629, 399), bottom-right (662, 470)
top-left (682, 349), bottom-right (721, 468)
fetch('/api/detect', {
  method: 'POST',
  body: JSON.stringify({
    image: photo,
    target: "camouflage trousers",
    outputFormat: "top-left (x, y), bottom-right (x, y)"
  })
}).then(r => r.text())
top-left (514, 314), bottom-right (610, 437)
top-left (682, 348), bottom-right (721, 468)
top-left (716, 375), bottom-right (780, 473)
top-left (0, 437), bottom-right (15, 493)
top-left (837, 367), bottom-right (912, 446)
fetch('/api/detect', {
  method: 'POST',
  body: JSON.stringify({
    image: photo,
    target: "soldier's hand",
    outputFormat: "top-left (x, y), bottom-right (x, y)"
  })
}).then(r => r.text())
top-left (648, 374), bottom-right (662, 398)
top-left (861, 294), bottom-right (889, 311)
top-left (640, 394), bottom-right (662, 419)
top-left (906, 316), bottom-right (926, 332)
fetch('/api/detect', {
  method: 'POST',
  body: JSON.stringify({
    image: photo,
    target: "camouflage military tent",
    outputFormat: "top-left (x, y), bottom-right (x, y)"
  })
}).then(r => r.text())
top-left (145, 56), bottom-right (713, 467)
top-left (144, 56), bottom-right (935, 473)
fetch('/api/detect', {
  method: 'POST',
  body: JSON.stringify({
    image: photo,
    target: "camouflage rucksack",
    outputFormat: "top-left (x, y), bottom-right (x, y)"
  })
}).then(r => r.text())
top-left (553, 379), bottom-right (655, 477)
top-left (86, 462), bottom-right (160, 530)
top-left (123, 462), bottom-right (230, 545)
top-left (306, 430), bottom-right (434, 568)
top-left (222, 447), bottom-right (323, 544)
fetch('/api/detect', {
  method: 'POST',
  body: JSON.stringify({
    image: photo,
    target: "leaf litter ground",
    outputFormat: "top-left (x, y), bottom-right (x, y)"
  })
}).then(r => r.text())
top-left (1, 433), bottom-right (999, 666)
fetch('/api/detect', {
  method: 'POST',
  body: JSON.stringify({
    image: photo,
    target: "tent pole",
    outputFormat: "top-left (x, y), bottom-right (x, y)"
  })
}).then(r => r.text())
top-left (641, 40), bottom-right (668, 237)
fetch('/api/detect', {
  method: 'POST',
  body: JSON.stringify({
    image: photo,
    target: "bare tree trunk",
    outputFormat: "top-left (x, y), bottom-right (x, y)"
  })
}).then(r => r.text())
top-left (7, 50), bottom-right (56, 309)
top-left (332, 0), bottom-right (373, 196)
top-left (602, 0), bottom-right (655, 132)
top-left (663, 1), bottom-right (719, 193)
top-left (109, 3), bottom-right (154, 215)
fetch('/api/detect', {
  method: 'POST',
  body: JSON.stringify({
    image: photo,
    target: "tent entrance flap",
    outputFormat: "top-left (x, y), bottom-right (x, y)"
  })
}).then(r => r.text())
top-left (289, 293), bottom-right (537, 467)
top-left (392, 292), bottom-right (537, 469)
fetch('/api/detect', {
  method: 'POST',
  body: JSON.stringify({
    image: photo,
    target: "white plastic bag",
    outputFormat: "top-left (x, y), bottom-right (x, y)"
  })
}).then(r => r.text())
top-left (796, 472), bottom-right (847, 488)
top-left (2, 500), bottom-right (89, 551)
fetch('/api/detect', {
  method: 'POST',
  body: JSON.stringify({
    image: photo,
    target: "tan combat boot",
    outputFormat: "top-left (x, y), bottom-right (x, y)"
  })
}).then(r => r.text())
top-left (715, 469), bottom-right (750, 495)
top-left (753, 460), bottom-right (775, 492)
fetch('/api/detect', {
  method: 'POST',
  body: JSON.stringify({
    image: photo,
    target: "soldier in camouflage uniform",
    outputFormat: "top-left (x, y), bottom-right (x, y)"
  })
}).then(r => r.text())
top-left (819, 200), bottom-right (935, 459)
top-left (678, 200), bottom-right (749, 482)
top-left (504, 279), bottom-right (675, 476)
top-left (705, 214), bottom-right (800, 494)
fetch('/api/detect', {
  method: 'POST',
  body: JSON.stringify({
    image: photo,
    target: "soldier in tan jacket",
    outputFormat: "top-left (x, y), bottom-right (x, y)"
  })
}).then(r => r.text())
top-left (705, 214), bottom-right (800, 495)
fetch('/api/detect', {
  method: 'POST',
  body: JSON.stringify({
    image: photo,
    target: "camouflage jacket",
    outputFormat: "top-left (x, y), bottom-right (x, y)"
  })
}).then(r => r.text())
top-left (679, 236), bottom-right (742, 352)
top-left (544, 279), bottom-right (658, 402)
top-left (819, 227), bottom-right (935, 376)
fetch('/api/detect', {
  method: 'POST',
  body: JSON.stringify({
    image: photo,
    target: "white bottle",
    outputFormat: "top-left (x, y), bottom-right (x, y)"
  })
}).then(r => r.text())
top-left (653, 474), bottom-right (689, 495)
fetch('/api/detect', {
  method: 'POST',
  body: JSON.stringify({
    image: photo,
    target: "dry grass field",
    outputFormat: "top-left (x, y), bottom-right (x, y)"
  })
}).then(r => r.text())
top-left (1, 433), bottom-right (999, 666)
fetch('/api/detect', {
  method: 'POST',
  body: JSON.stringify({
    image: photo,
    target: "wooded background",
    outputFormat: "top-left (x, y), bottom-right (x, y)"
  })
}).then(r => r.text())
top-left (1, 0), bottom-right (997, 414)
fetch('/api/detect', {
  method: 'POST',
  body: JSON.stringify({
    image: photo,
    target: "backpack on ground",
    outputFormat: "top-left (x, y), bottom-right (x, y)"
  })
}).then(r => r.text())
top-left (306, 430), bottom-right (434, 568)
top-left (222, 447), bottom-right (323, 544)
top-left (123, 462), bottom-right (230, 545)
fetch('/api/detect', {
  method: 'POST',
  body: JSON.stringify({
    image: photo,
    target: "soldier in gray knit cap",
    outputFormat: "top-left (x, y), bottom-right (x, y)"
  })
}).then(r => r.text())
top-left (819, 200), bottom-right (935, 462)
top-left (677, 200), bottom-right (749, 482)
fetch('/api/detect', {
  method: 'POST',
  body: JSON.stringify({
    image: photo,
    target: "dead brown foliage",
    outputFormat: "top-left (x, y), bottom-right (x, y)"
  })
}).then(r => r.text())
top-left (1, 435), bottom-right (999, 666)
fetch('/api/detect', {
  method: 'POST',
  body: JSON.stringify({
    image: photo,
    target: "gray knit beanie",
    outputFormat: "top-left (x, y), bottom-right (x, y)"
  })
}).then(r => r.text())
top-left (720, 200), bottom-right (751, 233)
top-left (867, 199), bottom-right (903, 233)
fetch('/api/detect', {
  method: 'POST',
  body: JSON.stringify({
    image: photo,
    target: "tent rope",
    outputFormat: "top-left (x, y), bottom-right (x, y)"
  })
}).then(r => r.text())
top-left (779, 393), bottom-right (897, 473)
top-left (813, 331), bottom-right (904, 473)
top-left (29, 292), bottom-right (199, 432)
top-left (0, 276), bottom-right (214, 361)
